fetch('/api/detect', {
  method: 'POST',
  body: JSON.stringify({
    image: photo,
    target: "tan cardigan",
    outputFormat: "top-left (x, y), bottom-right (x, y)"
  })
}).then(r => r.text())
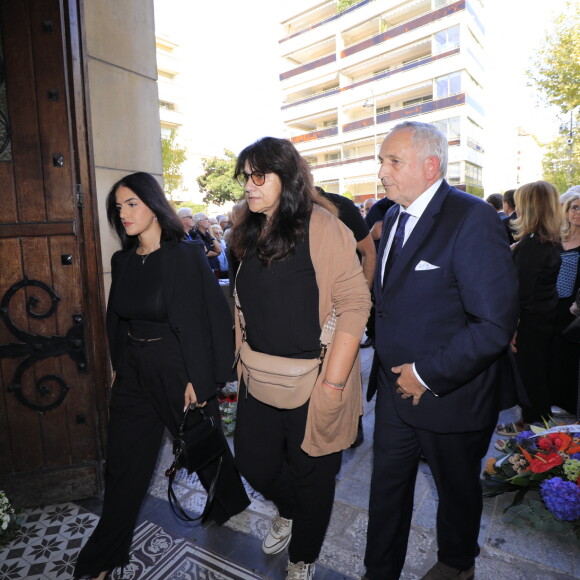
top-left (234, 204), bottom-right (372, 457)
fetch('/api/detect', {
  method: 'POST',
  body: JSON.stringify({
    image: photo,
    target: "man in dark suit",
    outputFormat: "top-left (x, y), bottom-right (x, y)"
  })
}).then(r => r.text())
top-left (502, 188), bottom-right (517, 244)
top-left (363, 122), bottom-right (519, 580)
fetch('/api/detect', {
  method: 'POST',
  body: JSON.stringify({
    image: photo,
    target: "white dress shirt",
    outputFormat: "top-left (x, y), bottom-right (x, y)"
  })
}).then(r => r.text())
top-left (380, 178), bottom-right (443, 392)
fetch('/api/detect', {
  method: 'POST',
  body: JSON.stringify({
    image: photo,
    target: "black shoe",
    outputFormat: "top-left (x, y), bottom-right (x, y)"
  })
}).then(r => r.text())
top-left (360, 337), bottom-right (374, 348)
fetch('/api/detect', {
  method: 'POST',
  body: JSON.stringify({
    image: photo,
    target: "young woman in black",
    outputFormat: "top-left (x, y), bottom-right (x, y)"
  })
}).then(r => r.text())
top-left (74, 172), bottom-right (249, 579)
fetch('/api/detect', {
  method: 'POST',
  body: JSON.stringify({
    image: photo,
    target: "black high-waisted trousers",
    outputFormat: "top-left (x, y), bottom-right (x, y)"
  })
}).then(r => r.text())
top-left (74, 330), bottom-right (249, 578)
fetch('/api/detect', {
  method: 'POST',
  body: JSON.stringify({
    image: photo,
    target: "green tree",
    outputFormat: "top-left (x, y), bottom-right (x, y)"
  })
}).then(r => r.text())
top-left (173, 201), bottom-right (208, 215)
top-left (542, 133), bottom-right (580, 193)
top-left (197, 149), bottom-right (243, 206)
top-left (527, 1), bottom-right (580, 116)
top-left (161, 129), bottom-right (187, 200)
top-left (337, 0), bottom-right (363, 13)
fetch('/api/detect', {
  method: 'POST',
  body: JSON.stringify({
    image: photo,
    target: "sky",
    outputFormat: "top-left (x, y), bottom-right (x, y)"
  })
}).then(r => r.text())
top-left (153, 0), bottom-right (570, 182)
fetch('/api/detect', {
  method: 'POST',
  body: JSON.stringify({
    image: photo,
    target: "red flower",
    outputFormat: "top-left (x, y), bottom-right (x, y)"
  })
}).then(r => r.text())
top-left (528, 452), bottom-right (563, 473)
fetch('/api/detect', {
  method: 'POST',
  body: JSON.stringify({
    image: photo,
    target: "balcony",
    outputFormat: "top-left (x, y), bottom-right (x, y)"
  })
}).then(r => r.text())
top-left (282, 47), bottom-right (459, 109)
top-left (291, 92), bottom-right (468, 146)
top-left (341, 0), bottom-right (465, 59)
top-left (280, 0), bottom-right (376, 44)
top-left (342, 0), bottom-right (430, 48)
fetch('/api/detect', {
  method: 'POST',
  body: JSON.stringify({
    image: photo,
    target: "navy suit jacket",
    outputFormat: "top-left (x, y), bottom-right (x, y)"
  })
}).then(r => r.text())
top-left (373, 180), bottom-right (519, 433)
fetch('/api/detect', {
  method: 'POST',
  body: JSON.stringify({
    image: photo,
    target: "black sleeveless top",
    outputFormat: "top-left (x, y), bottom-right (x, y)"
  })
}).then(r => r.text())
top-left (110, 247), bottom-right (171, 339)
top-left (236, 234), bottom-right (320, 359)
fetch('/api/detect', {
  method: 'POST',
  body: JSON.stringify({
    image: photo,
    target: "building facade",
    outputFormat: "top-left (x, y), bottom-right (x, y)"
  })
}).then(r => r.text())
top-left (279, 0), bottom-right (485, 202)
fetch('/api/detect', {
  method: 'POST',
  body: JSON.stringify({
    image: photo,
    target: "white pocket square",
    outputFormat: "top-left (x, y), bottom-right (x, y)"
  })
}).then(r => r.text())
top-left (415, 260), bottom-right (440, 271)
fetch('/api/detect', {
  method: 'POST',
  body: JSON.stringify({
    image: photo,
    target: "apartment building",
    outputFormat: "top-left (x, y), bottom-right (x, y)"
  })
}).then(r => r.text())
top-left (157, 35), bottom-right (183, 138)
top-left (279, 0), bottom-right (485, 202)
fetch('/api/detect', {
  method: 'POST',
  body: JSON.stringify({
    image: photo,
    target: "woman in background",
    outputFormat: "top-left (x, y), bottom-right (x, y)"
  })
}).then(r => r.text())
top-left (550, 193), bottom-right (580, 417)
top-left (498, 181), bottom-right (562, 435)
top-left (74, 172), bottom-right (249, 580)
top-left (229, 137), bottom-right (370, 580)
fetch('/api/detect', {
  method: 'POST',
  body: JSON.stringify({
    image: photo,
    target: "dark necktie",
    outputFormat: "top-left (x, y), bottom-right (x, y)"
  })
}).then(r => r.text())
top-left (382, 211), bottom-right (410, 287)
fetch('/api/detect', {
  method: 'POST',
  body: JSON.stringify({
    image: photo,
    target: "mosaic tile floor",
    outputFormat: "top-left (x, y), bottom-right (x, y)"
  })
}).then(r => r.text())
top-left (0, 502), bottom-right (264, 580)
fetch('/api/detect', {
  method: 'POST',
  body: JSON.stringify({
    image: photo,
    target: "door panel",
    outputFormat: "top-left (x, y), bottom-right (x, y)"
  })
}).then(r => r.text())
top-left (0, 0), bottom-right (109, 506)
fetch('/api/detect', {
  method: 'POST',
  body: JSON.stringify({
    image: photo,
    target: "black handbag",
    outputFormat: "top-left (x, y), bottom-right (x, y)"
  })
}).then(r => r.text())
top-left (165, 406), bottom-right (227, 522)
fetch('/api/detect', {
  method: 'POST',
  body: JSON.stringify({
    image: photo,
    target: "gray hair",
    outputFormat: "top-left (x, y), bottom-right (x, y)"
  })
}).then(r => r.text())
top-left (391, 121), bottom-right (448, 178)
top-left (193, 212), bottom-right (207, 226)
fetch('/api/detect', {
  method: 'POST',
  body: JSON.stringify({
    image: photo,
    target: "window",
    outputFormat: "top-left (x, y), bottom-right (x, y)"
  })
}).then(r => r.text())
top-left (465, 162), bottom-right (482, 186)
top-left (323, 120), bottom-right (337, 128)
top-left (159, 100), bottom-right (176, 111)
top-left (433, 117), bottom-right (460, 141)
top-left (403, 95), bottom-right (432, 107)
top-left (434, 25), bottom-right (460, 54)
top-left (324, 152), bottom-right (340, 162)
top-left (436, 72), bottom-right (461, 98)
top-left (447, 162), bottom-right (460, 185)
top-left (377, 105), bottom-right (391, 115)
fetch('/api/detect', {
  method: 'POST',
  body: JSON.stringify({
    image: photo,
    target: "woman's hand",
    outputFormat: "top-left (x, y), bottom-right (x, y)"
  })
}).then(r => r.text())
top-left (184, 382), bottom-right (206, 411)
top-left (570, 302), bottom-right (580, 317)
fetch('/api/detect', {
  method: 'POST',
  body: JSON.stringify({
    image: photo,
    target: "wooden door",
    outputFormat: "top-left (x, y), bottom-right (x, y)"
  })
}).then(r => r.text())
top-left (0, 0), bottom-right (110, 506)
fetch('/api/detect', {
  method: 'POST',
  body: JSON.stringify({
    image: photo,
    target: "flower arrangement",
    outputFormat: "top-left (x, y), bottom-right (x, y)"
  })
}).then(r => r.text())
top-left (218, 382), bottom-right (238, 437)
top-left (482, 424), bottom-right (580, 537)
top-left (0, 490), bottom-right (22, 546)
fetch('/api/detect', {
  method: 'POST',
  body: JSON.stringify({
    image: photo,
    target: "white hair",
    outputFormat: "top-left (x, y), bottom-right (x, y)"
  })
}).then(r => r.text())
top-left (391, 121), bottom-right (448, 178)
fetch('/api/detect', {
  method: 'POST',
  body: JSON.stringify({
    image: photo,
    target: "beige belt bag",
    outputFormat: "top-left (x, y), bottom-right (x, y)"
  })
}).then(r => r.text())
top-left (234, 260), bottom-right (336, 409)
top-left (239, 341), bottom-right (322, 409)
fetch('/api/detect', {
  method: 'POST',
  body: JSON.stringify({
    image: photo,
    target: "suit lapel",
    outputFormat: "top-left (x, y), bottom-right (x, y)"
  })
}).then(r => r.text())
top-left (381, 181), bottom-right (451, 295)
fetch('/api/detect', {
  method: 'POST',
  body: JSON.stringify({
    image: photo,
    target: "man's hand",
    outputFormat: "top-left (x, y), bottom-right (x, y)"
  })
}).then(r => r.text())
top-left (391, 363), bottom-right (426, 406)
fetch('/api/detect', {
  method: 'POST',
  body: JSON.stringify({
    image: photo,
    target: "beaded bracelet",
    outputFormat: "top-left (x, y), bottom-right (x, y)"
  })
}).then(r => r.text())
top-left (323, 380), bottom-right (345, 391)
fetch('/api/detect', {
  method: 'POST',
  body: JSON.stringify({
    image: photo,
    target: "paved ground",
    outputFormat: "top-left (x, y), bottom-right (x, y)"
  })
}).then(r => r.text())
top-left (2, 344), bottom-right (579, 579)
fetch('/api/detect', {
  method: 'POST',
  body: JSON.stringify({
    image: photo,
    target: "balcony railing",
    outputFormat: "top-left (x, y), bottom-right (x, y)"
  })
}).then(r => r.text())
top-left (280, 0), bottom-right (464, 83)
top-left (282, 47), bottom-right (459, 109)
top-left (280, 0), bottom-right (376, 44)
top-left (290, 93), bottom-right (467, 145)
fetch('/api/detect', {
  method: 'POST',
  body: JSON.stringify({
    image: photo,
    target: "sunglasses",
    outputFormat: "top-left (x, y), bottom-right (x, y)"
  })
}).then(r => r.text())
top-left (237, 170), bottom-right (266, 187)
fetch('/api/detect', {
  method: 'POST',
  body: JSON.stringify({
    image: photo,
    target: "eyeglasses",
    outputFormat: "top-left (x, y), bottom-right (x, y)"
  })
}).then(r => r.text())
top-left (569, 205), bottom-right (580, 212)
top-left (237, 170), bottom-right (266, 187)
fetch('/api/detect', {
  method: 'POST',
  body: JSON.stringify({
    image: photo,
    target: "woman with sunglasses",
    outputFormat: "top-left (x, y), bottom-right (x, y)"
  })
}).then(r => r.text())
top-left (229, 137), bottom-right (370, 580)
top-left (74, 172), bottom-right (249, 580)
top-left (549, 193), bottom-right (580, 417)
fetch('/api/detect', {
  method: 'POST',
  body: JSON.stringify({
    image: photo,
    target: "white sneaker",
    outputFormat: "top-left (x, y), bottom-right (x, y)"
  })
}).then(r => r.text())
top-left (262, 516), bottom-right (292, 554)
top-left (286, 561), bottom-right (315, 580)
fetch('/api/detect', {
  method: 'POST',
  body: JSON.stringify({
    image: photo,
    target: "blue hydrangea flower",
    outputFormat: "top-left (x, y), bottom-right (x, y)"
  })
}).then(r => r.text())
top-left (540, 477), bottom-right (580, 521)
top-left (516, 430), bottom-right (537, 452)
top-left (571, 453), bottom-right (580, 460)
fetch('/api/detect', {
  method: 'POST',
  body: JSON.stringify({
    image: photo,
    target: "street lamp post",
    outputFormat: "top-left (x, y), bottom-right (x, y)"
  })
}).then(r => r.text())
top-left (364, 88), bottom-right (378, 197)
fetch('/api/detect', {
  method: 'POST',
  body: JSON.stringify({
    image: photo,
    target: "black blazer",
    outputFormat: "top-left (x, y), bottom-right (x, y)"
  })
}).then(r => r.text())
top-left (106, 240), bottom-right (236, 403)
top-left (373, 180), bottom-right (520, 432)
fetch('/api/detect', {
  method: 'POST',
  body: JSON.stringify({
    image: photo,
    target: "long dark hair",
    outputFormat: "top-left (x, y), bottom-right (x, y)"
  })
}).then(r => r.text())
top-left (229, 137), bottom-right (334, 263)
top-left (106, 172), bottom-right (184, 250)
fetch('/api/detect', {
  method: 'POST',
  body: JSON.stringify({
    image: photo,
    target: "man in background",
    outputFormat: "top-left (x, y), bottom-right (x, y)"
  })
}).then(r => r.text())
top-left (193, 212), bottom-right (222, 270)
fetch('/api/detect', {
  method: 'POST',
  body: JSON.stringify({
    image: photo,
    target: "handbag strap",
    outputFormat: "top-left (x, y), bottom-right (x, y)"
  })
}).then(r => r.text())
top-left (166, 455), bottom-right (223, 523)
top-left (233, 258), bottom-right (337, 350)
top-left (165, 407), bottom-right (223, 523)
